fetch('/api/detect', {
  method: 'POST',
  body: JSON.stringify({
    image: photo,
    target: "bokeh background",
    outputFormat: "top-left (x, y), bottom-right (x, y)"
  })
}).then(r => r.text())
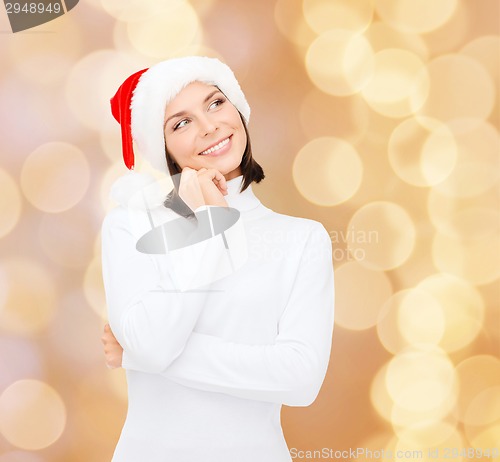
top-left (0, 0), bottom-right (499, 461)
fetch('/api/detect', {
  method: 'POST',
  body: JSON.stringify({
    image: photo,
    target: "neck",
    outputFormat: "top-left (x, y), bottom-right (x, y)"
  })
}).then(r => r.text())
top-left (224, 175), bottom-right (261, 212)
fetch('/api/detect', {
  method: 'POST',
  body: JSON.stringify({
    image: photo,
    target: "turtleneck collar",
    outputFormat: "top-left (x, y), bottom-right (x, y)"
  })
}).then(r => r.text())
top-left (224, 175), bottom-right (261, 212)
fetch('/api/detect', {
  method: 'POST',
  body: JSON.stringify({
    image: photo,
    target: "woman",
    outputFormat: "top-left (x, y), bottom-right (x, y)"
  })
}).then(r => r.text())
top-left (101, 56), bottom-right (335, 462)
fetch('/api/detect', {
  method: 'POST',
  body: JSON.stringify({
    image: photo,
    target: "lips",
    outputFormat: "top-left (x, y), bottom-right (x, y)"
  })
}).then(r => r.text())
top-left (199, 135), bottom-right (232, 155)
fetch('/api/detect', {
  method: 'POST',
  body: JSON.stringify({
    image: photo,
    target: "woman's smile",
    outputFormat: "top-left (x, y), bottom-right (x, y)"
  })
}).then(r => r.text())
top-left (199, 135), bottom-right (232, 156)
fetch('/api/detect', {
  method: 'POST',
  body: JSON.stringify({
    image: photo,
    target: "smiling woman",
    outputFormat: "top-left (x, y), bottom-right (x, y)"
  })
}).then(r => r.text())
top-left (164, 83), bottom-right (247, 186)
top-left (102, 56), bottom-right (335, 462)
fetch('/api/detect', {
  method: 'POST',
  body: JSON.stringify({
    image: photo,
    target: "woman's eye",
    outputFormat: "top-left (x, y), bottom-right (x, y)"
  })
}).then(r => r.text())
top-left (174, 119), bottom-right (189, 130)
top-left (209, 98), bottom-right (225, 110)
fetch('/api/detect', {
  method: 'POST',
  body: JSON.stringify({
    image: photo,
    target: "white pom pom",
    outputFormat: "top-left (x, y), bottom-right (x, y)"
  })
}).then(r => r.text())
top-left (110, 171), bottom-right (159, 207)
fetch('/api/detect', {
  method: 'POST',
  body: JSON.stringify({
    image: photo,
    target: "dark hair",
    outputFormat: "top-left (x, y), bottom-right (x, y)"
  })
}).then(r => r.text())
top-left (163, 113), bottom-right (265, 219)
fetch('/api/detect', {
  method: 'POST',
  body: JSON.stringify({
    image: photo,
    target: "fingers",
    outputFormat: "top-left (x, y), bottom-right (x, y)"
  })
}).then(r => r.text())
top-left (183, 166), bottom-right (226, 188)
top-left (101, 323), bottom-right (123, 369)
top-left (101, 323), bottom-right (120, 346)
top-left (101, 324), bottom-right (109, 345)
top-left (197, 168), bottom-right (228, 195)
top-left (102, 323), bottom-right (112, 341)
top-left (178, 167), bottom-right (229, 207)
top-left (212, 170), bottom-right (228, 193)
top-left (184, 166), bottom-right (227, 192)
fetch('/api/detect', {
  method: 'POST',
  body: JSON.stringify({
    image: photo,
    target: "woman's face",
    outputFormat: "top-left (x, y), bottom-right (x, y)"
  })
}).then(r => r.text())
top-left (163, 81), bottom-right (247, 181)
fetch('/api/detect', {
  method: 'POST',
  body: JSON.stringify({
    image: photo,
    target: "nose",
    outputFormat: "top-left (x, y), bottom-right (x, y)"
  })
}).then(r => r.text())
top-left (198, 113), bottom-right (218, 136)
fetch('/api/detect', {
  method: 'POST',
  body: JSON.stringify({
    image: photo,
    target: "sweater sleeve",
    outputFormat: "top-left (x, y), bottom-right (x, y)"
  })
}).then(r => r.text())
top-left (160, 223), bottom-right (335, 407)
top-left (101, 205), bottom-right (229, 374)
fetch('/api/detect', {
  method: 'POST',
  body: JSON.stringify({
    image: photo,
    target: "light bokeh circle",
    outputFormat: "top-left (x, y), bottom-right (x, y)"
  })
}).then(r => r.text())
top-left (274, 0), bottom-right (316, 49)
top-left (420, 0), bottom-right (468, 57)
top-left (432, 230), bottom-right (500, 285)
top-left (7, 13), bottom-right (83, 86)
top-left (370, 363), bottom-right (393, 423)
top-left (99, 130), bottom-right (123, 164)
top-left (0, 258), bottom-right (58, 335)
top-left (461, 35), bottom-right (500, 85)
top-left (397, 289), bottom-right (446, 346)
top-left (0, 380), bottom-right (66, 450)
top-left (305, 30), bottom-right (374, 96)
top-left (467, 424), bottom-right (500, 455)
top-left (302, 0), bottom-right (374, 34)
top-left (299, 90), bottom-right (370, 145)
top-left (126, 2), bottom-right (200, 59)
top-left (292, 137), bottom-right (363, 206)
top-left (132, 21), bottom-right (206, 72)
top-left (83, 256), bottom-right (107, 320)
top-left (0, 168), bottom-right (22, 239)
top-left (455, 355), bottom-right (500, 423)
top-left (388, 117), bottom-right (457, 187)
top-left (375, 0), bottom-right (458, 34)
top-left (0, 337), bottom-right (43, 393)
top-left (365, 21), bottom-right (429, 60)
top-left (436, 206), bottom-right (499, 241)
top-left (100, 0), bottom-right (157, 21)
top-left (385, 346), bottom-right (457, 414)
top-left (395, 421), bottom-right (462, 451)
top-left (361, 49), bottom-right (429, 118)
top-left (347, 201), bottom-right (416, 270)
top-left (415, 54), bottom-right (495, 124)
top-left (65, 50), bottom-right (148, 132)
top-left (376, 289), bottom-right (446, 355)
top-left (38, 208), bottom-right (96, 269)
top-left (334, 262), bottom-right (393, 330)
top-left (432, 120), bottom-right (500, 198)
top-left (416, 274), bottom-right (485, 352)
top-left (391, 402), bottom-right (458, 435)
top-left (20, 142), bottom-right (90, 214)
top-left (0, 451), bottom-right (45, 462)
top-left (371, 359), bottom-right (458, 428)
top-left (427, 187), bottom-right (499, 240)
top-left (464, 386), bottom-right (500, 427)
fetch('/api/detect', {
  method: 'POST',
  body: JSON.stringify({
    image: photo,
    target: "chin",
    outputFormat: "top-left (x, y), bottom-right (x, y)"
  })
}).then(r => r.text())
top-left (200, 155), bottom-right (242, 173)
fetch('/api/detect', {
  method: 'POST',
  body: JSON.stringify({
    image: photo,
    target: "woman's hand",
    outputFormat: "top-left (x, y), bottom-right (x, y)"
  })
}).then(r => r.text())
top-left (178, 167), bottom-right (228, 211)
top-left (101, 323), bottom-right (123, 369)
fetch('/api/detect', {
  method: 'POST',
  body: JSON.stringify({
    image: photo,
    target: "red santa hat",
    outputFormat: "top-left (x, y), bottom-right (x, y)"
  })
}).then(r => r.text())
top-left (110, 56), bottom-right (251, 172)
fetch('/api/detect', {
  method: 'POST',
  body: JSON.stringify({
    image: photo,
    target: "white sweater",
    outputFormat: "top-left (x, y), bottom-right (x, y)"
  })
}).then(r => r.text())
top-left (101, 174), bottom-right (335, 462)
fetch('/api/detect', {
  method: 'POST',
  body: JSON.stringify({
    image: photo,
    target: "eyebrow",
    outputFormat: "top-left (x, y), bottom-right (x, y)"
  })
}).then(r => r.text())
top-left (164, 89), bottom-right (222, 128)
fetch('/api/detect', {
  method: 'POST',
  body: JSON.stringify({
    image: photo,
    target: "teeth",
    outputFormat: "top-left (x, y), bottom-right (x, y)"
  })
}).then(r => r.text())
top-left (200, 137), bottom-right (230, 155)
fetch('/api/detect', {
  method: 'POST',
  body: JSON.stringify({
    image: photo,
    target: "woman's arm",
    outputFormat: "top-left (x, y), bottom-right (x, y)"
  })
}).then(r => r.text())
top-left (158, 224), bottom-right (335, 407)
top-left (101, 205), bottom-right (226, 374)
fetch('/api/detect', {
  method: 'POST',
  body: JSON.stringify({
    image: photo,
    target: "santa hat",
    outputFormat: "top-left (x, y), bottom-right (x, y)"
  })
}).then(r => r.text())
top-left (110, 56), bottom-right (251, 173)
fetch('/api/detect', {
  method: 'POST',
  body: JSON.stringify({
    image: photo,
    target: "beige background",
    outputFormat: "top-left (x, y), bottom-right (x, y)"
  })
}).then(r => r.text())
top-left (0, 0), bottom-right (498, 461)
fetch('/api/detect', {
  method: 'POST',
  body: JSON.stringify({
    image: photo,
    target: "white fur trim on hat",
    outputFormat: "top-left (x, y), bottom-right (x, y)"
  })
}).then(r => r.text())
top-left (130, 56), bottom-right (250, 173)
